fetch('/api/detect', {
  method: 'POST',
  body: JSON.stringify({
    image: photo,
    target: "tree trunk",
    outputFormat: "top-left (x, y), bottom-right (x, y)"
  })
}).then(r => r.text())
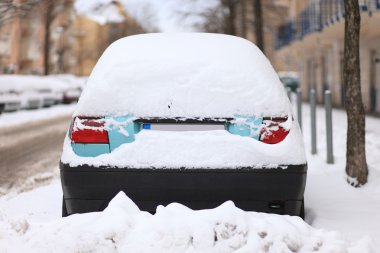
top-left (253, 0), bottom-right (264, 53)
top-left (225, 0), bottom-right (236, 35)
top-left (240, 0), bottom-right (247, 38)
top-left (343, 0), bottom-right (368, 187)
top-left (9, 0), bottom-right (23, 74)
top-left (43, 0), bottom-right (53, 75)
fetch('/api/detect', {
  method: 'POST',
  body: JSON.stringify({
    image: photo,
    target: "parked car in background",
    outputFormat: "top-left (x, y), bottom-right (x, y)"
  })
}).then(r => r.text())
top-left (0, 76), bottom-right (22, 112)
top-left (0, 101), bottom-right (4, 114)
top-left (33, 77), bottom-right (60, 107)
top-left (37, 88), bottom-right (56, 107)
top-left (63, 87), bottom-right (81, 104)
top-left (44, 76), bottom-right (68, 105)
top-left (61, 34), bottom-right (307, 218)
top-left (278, 71), bottom-right (299, 92)
top-left (10, 76), bottom-right (43, 109)
top-left (0, 74), bottom-right (86, 113)
top-left (0, 90), bottom-right (21, 113)
top-left (20, 89), bottom-right (43, 109)
top-left (51, 74), bottom-right (84, 104)
top-left (0, 75), bottom-right (46, 111)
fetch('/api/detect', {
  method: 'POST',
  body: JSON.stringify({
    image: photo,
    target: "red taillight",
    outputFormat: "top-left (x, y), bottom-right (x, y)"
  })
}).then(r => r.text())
top-left (71, 117), bottom-right (109, 144)
top-left (260, 117), bottom-right (289, 144)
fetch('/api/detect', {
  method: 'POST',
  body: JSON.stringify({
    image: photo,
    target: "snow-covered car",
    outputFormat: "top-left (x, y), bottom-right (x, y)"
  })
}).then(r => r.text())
top-left (49, 74), bottom-right (84, 104)
top-left (19, 89), bottom-right (43, 109)
top-left (60, 34), bottom-right (307, 218)
top-left (0, 90), bottom-right (21, 112)
top-left (0, 75), bottom-right (50, 110)
top-left (0, 77), bottom-right (23, 113)
top-left (35, 88), bottom-right (55, 107)
top-left (0, 90), bottom-right (21, 113)
top-left (11, 76), bottom-right (43, 110)
top-left (0, 76), bottom-right (29, 112)
top-left (62, 87), bottom-right (81, 104)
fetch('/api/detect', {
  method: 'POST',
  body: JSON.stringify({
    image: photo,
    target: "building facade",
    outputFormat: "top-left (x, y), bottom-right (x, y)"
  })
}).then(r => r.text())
top-left (275, 0), bottom-right (380, 115)
top-left (0, 0), bottom-right (144, 76)
top-left (0, 0), bottom-right (75, 75)
top-left (72, 1), bottom-right (145, 76)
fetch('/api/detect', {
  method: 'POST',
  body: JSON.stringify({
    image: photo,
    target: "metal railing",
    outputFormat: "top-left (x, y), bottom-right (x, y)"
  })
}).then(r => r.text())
top-left (275, 0), bottom-right (380, 50)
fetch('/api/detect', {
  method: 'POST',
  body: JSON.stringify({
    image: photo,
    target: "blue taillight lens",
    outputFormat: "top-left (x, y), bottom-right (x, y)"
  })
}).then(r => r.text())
top-left (225, 116), bottom-right (263, 140)
top-left (106, 115), bottom-right (136, 151)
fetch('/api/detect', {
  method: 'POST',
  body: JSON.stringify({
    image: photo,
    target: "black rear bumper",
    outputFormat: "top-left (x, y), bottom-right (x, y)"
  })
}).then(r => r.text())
top-left (60, 162), bottom-right (307, 216)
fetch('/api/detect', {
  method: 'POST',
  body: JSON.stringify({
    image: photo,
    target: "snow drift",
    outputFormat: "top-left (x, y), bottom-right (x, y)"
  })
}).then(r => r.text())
top-left (1, 192), bottom-right (375, 253)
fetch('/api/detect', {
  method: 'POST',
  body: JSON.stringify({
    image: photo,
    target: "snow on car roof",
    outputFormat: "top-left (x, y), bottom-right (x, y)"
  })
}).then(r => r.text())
top-left (74, 33), bottom-right (291, 118)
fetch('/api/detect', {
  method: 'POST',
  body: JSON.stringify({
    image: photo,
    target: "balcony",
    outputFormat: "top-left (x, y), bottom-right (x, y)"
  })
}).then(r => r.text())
top-left (275, 0), bottom-right (380, 50)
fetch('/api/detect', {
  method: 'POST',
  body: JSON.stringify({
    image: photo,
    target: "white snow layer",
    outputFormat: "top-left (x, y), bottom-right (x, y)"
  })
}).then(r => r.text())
top-left (1, 191), bottom-right (375, 253)
top-left (74, 33), bottom-right (291, 118)
top-left (61, 121), bottom-right (306, 168)
top-left (0, 75), bottom-right (77, 92)
top-left (0, 104), bottom-right (76, 128)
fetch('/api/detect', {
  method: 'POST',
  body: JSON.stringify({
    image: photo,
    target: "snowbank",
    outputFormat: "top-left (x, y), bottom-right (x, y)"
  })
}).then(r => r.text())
top-left (0, 75), bottom-right (85, 92)
top-left (0, 104), bottom-right (76, 128)
top-left (75, 33), bottom-right (291, 118)
top-left (299, 102), bottom-right (380, 246)
top-left (1, 191), bottom-right (375, 253)
top-left (0, 75), bottom-right (61, 91)
top-left (50, 74), bottom-right (87, 89)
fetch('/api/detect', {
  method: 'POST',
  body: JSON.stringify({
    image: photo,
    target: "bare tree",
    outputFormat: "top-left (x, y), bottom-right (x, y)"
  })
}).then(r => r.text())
top-left (0, 0), bottom-right (40, 26)
top-left (131, 3), bottom-right (159, 32)
top-left (1, 0), bottom-right (72, 74)
top-left (192, 4), bottom-right (226, 33)
top-left (184, 0), bottom-right (240, 35)
top-left (240, 0), bottom-right (247, 38)
top-left (222, 0), bottom-right (238, 35)
top-left (343, 0), bottom-right (368, 186)
top-left (39, 0), bottom-right (72, 75)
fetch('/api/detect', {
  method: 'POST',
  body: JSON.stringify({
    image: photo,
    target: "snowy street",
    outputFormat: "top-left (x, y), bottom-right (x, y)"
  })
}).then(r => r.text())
top-left (0, 103), bottom-right (379, 252)
top-left (0, 105), bottom-right (75, 195)
top-left (1, 0), bottom-right (379, 252)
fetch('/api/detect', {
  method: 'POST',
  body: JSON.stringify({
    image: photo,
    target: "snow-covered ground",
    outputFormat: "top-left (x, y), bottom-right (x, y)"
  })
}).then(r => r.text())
top-left (0, 104), bottom-right (76, 128)
top-left (301, 104), bottom-right (380, 248)
top-left (0, 104), bottom-right (379, 252)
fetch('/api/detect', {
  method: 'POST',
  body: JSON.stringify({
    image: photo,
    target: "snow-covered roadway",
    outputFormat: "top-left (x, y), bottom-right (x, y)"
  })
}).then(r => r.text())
top-left (0, 105), bottom-right (75, 195)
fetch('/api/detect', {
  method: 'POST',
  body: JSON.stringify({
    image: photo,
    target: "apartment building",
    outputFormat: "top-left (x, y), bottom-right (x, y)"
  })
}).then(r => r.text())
top-left (275, 0), bottom-right (380, 114)
top-left (73, 1), bottom-right (144, 76)
top-left (0, 0), bottom-right (144, 76)
top-left (0, 0), bottom-right (75, 75)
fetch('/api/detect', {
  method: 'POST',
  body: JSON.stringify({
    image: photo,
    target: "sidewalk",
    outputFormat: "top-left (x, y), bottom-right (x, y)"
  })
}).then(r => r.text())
top-left (299, 102), bottom-right (380, 244)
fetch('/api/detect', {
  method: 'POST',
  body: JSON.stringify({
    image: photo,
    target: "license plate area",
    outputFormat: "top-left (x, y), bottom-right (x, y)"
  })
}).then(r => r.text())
top-left (137, 118), bottom-right (231, 132)
top-left (142, 123), bottom-right (225, 131)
